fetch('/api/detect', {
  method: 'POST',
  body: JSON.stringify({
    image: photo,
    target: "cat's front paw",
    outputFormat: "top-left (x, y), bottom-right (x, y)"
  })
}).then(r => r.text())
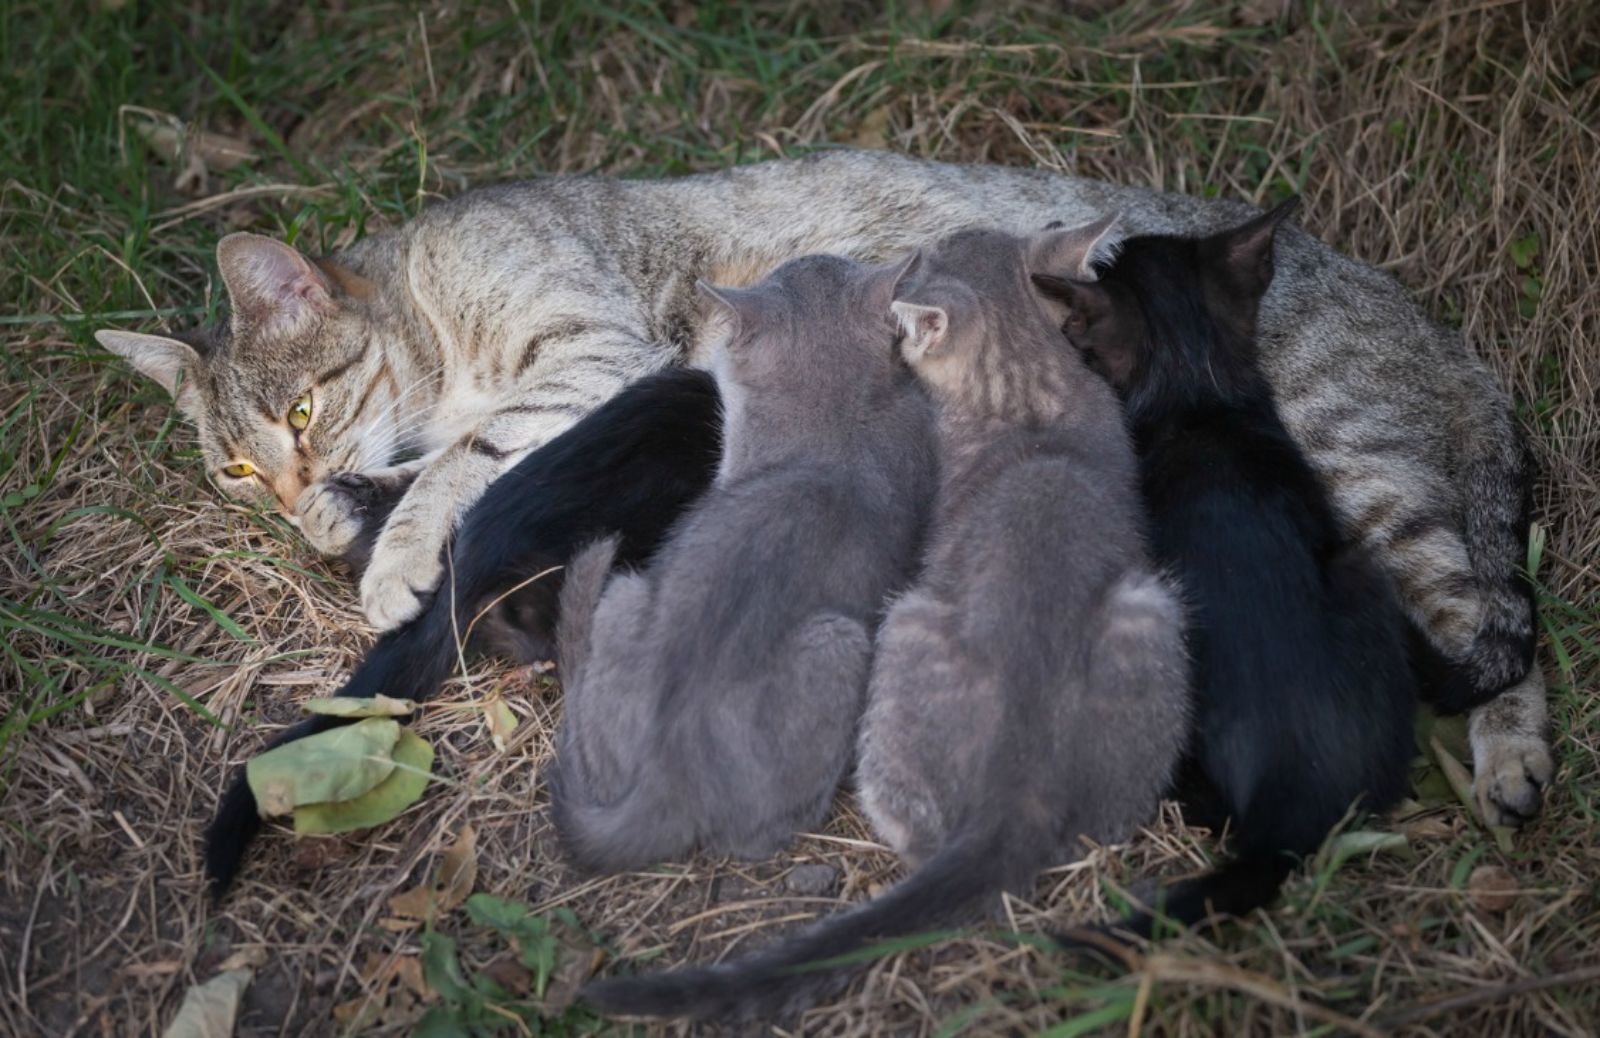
top-left (295, 475), bottom-right (373, 557)
top-left (359, 525), bottom-right (446, 630)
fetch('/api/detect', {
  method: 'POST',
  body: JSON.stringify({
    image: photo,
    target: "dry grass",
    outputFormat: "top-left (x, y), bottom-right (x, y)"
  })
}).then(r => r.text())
top-left (1, 1), bottom-right (1596, 1035)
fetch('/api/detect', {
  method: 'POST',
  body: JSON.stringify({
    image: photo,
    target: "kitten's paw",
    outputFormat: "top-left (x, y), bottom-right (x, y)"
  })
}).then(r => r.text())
top-left (1473, 732), bottom-right (1553, 827)
top-left (294, 475), bottom-right (373, 556)
top-left (359, 537), bottom-right (444, 631)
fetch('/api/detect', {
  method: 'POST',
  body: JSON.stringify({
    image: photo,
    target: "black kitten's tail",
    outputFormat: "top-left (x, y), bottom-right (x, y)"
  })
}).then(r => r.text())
top-left (580, 827), bottom-right (1005, 1022)
top-left (1053, 853), bottom-right (1295, 961)
top-left (202, 597), bottom-right (460, 901)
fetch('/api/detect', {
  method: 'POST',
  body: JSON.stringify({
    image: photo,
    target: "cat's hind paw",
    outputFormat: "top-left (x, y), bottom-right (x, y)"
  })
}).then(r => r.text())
top-left (1473, 732), bottom-right (1552, 827)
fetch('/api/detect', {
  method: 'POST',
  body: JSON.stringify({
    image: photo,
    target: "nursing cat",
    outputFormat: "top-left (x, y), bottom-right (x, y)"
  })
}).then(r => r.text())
top-left (97, 149), bottom-right (1545, 824)
top-left (580, 224), bottom-right (1189, 1022)
top-left (548, 252), bottom-right (937, 871)
top-left (1034, 201), bottom-right (1418, 940)
top-left (203, 367), bottom-right (722, 898)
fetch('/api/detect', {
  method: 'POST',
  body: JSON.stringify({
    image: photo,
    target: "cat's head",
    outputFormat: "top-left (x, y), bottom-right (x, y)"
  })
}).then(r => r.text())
top-left (887, 219), bottom-right (1122, 416)
top-left (1032, 197), bottom-right (1300, 400)
top-left (95, 235), bottom-right (413, 515)
top-left (696, 252), bottom-right (910, 397)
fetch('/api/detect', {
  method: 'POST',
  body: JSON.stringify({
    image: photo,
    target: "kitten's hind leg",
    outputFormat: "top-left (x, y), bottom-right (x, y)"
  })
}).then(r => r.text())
top-left (1076, 570), bottom-right (1190, 842)
top-left (715, 612), bottom-right (873, 863)
top-left (857, 593), bottom-right (981, 865)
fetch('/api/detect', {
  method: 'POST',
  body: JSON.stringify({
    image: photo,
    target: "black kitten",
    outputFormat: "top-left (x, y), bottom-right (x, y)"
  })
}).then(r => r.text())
top-left (1035, 200), bottom-right (1420, 936)
top-left (203, 368), bottom-right (722, 899)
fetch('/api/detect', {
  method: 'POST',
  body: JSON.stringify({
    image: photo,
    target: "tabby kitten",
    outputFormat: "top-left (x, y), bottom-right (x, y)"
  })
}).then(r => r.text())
top-left (1034, 200), bottom-right (1417, 938)
top-left (580, 224), bottom-right (1189, 1022)
top-left (549, 253), bottom-right (938, 873)
top-left (203, 368), bottom-right (722, 898)
top-left (98, 149), bottom-right (1543, 824)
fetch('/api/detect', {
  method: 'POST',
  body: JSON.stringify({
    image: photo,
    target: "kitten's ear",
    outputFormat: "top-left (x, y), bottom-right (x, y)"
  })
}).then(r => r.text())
top-left (890, 301), bottom-right (949, 363)
top-left (1030, 274), bottom-right (1112, 339)
top-left (696, 280), bottom-right (768, 339)
top-left (864, 250), bottom-right (923, 312)
top-left (95, 329), bottom-right (206, 414)
top-left (1026, 213), bottom-right (1122, 281)
top-left (217, 233), bottom-right (335, 336)
top-left (1217, 196), bottom-right (1299, 299)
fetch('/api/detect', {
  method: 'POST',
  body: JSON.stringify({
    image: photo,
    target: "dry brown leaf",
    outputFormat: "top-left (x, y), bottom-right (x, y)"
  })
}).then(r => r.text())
top-left (131, 115), bottom-right (256, 194)
top-left (538, 929), bottom-right (603, 1016)
top-left (161, 967), bottom-right (253, 1038)
top-left (387, 824), bottom-right (478, 922)
top-left (1467, 865), bottom-right (1518, 913)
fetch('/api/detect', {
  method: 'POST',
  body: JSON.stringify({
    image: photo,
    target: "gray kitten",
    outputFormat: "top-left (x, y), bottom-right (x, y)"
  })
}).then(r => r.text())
top-left (548, 253), bottom-right (937, 872)
top-left (580, 222), bottom-right (1189, 1022)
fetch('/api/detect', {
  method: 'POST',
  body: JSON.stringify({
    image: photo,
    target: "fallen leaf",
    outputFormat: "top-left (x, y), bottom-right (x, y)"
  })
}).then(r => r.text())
top-left (131, 114), bottom-right (256, 194)
top-left (1468, 865), bottom-right (1518, 912)
top-left (247, 717), bottom-right (400, 817)
top-left (479, 954), bottom-right (533, 997)
top-left (388, 824), bottom-right (478, 921)
top-left (304, 695), bottom-right (417, 718)
top-left (540, 931), bottom-right (602, 1015)
top-left (293, 729), bottom-right (434, 835)
top-left (484, 699), bottom-right (518, 751)
top-left (161, 967), bottom-right (253, 1038)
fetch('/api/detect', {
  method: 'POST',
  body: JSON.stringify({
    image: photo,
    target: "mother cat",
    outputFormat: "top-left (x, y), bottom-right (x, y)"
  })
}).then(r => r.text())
top-left (95, 148), bottom-right (1548, 825)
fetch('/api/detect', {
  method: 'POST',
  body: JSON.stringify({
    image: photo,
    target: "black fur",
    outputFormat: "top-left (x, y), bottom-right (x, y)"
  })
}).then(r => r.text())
top-left (203, 368), bottom-right (722, 899)
top-left (1036, 200), bottom-right (1419, 940)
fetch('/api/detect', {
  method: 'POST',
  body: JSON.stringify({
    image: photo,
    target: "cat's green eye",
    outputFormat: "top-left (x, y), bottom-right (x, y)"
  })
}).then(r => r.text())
top-left (287, 393), bottom-right (312, 431)
top-left (222, 462), bottom-right (255, 479)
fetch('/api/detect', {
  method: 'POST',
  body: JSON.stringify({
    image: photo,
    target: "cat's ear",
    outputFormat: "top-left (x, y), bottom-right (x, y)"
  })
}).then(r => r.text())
top-left (890, 301), bottom-right (949, 363)
top-left (1030, 274), bottom-right (1113, 340)
top-left (696, 280), bottom-right (769, 340)
top-left (95, 329), bottom-right (206, 414)
top-left (1216, 196), bottom-right (1299, 299)
top-left (217, 233), bottom-right (335, 336)
top-left (1026, 214), bottom-right (1122, 281)
top-left (864, 250), bottom-right (923, 313)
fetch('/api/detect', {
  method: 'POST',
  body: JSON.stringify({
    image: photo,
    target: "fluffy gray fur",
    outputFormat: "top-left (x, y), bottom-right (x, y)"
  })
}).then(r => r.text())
top-left (579, 224), bottom-right (1188, 1022)
top-left (96, 148), bottom-right (1545, 823)
top-left (547, 253), bottom-right (937, 872)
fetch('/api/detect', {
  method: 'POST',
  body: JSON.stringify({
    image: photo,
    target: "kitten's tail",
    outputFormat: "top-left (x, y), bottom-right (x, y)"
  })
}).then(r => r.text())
top-left (553, 536), bottom-right (620, 693)
top-left (1053, 852), bottom-right (1295, 959)
top-left (203, 571), bottom-right (467, 901)
top-left (580, 826), bottom-right (1007, 1022)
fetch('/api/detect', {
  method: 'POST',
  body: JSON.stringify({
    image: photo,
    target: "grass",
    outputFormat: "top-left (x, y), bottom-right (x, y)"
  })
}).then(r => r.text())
top-left (1, 0), bottom-right (1596, 1034)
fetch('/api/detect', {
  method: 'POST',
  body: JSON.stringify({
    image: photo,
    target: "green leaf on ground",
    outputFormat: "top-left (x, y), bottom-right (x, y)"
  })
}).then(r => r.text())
top-left (303, 694), bottom-right (417, 718)
top-left (247, 717), bottom-right (400, 817)
top-left (294, 728), bottom-right (435, 834)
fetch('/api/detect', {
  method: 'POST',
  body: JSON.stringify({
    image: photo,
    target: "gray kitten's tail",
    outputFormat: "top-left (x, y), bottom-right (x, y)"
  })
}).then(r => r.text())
top-left (579, 826), bottom-right (1007, 1022)
top-left (554, 535), bottom-right (620, 690)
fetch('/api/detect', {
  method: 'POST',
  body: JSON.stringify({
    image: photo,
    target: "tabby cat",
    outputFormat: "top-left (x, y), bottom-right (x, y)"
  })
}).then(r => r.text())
top-left (95, 150), bottom-right (1547, 824)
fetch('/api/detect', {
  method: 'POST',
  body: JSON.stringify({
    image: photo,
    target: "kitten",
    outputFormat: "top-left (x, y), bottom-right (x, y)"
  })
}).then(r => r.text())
top-left (92, 155), bottom-right (1541, 835)
top-left (202, 368), bottom-right (722, 898)
top-left (579, 223), bottom-right (1190, 1022)
top-left (1033, 199), bottom-right (1418, 938)
top-left (547, 253), bottom-right (938, 872)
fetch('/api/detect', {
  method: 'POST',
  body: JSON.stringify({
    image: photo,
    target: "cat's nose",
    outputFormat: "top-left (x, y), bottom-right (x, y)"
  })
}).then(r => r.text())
top-left (273, 473), bottom-right (309, 512)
